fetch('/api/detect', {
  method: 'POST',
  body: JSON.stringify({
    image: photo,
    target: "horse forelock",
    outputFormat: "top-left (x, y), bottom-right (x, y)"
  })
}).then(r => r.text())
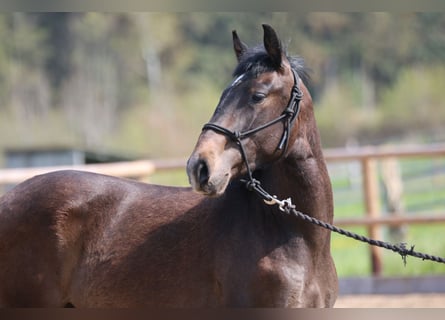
top-left (232, 45), bottom-right (310, 85)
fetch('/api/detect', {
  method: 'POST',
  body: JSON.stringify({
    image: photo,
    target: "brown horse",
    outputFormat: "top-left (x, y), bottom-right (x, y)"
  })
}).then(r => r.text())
top-left (0, 24), bottom-right (337, 307)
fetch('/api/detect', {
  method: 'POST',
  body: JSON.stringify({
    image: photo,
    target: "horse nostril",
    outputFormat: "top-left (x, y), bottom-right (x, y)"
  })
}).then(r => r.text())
top-left (197, 160), bottom-right (210, 187)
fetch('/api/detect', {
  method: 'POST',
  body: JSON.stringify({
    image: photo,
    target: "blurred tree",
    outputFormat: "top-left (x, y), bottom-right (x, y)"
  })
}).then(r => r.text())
top-left (1, 12), bottom-right (445, 154)
top-left (60, 13), bottom-right (134, 149)
top-left (134, 13), bottom-right (182, 98)
top-left (35, 13), bottom-right (75, 100)
top-left (414, 13), bottom-right (445, 63)
top-left (8, 13), bottom-right (51, 123)
top-left (0, 15), bottom-right (10, 107)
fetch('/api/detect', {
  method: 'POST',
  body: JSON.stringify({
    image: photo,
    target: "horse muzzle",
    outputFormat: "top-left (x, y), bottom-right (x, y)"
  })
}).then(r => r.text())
top-left (187, 130), bottom-right (240, 196)
top-left (186, 154), bottom-right (232, 196)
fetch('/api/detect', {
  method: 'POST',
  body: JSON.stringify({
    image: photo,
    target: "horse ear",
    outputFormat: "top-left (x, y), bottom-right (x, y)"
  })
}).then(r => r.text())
top-left (232, 30), bottom-right (248, 62)
top-left (262, 24), bottom-right (282, 69)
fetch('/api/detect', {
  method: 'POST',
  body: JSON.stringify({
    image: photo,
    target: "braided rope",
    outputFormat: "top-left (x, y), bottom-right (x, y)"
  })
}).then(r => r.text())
top-left (287, 205), bottom-right (445, 265)
top-left (247, 181), bottom-right (445, 266)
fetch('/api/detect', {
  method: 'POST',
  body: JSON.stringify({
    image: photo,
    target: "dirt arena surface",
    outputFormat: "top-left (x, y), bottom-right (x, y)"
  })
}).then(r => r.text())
top-left (335, 293), bottom-right (445, 308)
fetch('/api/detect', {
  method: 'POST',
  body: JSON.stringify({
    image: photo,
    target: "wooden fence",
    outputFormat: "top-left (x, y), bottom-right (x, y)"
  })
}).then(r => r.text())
top-left (1, 143), bottom-right (445, 276)
top-left (324, 143), bottom-right (445, 275)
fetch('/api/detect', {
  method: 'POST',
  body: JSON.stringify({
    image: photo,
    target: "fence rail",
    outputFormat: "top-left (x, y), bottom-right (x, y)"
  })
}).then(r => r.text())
top-left (323, 143), bottom-right (445, 161)
top-left (2, 143), bottom-right (445, 276)
top-left (0, 160), bottom-right (157, 185)
top-left (335, 212), bottom-right (445, 227)
top-left (2, 143), bottom-right (445, 186)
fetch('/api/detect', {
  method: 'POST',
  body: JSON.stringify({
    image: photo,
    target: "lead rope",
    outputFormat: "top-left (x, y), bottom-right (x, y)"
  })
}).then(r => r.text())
top-left (244, 179), bottom-right (445, 266)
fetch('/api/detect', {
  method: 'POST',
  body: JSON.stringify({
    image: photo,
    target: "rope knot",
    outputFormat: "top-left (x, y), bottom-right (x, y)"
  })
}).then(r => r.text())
top-left (244, 178), bottom-right (260, 191)
top-left (398, 243), bottom-right (415, 266)
top-left (283, 108), bottom-right (295, 118)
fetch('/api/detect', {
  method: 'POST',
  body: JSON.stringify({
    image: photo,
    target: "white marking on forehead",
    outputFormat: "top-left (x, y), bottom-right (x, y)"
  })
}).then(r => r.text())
top-left (230, 73), bottom-right (246, 87)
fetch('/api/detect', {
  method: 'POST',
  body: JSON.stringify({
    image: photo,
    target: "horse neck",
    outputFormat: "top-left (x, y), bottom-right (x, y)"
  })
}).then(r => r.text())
top-left (259, 95), bottom-right (334, 224)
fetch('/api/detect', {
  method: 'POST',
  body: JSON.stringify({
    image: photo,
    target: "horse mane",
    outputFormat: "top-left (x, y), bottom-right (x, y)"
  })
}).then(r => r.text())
top-left (232, 45), bottom-right (310, 85)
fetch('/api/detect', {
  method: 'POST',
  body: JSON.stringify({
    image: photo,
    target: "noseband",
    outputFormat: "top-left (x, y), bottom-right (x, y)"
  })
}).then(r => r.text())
top-left (202, 68), bottom-right (303, 187)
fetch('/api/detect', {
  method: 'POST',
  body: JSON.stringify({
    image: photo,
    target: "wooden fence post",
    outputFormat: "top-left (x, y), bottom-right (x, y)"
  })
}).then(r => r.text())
top-left (381, 157), bottom-right (406, 243)
top-left (362, 157), bottom-right (383, 276)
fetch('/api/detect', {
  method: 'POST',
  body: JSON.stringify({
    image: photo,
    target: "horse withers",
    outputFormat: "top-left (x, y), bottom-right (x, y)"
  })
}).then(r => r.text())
top-left (0, 24), bottom-right (337, 307)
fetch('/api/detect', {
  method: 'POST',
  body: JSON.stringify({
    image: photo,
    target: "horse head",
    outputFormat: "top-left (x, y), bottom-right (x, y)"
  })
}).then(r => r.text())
top-left (187, 24), bottom-right (307, 196)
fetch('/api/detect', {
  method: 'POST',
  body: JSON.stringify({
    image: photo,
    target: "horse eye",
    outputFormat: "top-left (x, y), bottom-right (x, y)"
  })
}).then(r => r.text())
top-left (251, 92), bottom-right (266, 104)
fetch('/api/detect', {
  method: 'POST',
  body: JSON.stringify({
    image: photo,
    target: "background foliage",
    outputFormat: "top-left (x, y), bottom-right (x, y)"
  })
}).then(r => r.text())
top-left (0, 12), bottom-right (445, 159)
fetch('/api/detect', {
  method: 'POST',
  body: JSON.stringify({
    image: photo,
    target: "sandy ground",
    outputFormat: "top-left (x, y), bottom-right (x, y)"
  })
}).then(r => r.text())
top-left (335, 293), bottom-right (445, 308)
